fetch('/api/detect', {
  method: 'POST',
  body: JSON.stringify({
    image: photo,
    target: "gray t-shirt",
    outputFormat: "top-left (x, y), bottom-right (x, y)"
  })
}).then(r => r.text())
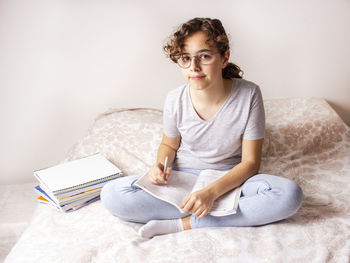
top-left (163, 78), bottom-right (265, 170)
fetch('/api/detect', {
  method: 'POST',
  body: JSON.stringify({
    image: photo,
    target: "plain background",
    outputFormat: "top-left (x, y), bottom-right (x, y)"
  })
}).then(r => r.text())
top-left (1, 0), bottom-right (349, 185)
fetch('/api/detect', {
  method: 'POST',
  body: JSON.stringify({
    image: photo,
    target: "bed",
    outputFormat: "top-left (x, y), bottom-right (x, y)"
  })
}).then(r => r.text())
top-left (5, 98), bottom-right (350, 263)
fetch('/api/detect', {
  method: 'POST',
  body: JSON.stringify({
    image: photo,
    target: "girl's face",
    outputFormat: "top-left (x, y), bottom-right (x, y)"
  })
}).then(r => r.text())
top-left (181, 31), bottom-right (229, 91)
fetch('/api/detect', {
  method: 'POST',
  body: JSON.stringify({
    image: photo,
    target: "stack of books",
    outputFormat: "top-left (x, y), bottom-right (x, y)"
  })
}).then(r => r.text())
top-left (33, 153), bottom-right (123, 212)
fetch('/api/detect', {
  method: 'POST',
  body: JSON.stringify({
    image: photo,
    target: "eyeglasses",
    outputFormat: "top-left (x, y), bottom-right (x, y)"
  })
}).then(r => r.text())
top-left (176, 51), bottom-right (218, 68)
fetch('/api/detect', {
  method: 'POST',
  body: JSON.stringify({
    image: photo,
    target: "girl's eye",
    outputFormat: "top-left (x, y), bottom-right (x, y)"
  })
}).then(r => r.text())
top-left (181, 56), bottom-right (190, 62)
top-left (199, 53), bottom-right (212, 61)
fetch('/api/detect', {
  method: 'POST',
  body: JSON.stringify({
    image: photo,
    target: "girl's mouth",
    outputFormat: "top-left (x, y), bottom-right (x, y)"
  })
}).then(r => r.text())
top-left (190, 76), bottom-right (205, 80)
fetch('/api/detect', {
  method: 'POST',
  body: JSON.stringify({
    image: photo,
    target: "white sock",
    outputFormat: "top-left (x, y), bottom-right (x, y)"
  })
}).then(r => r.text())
top-left (138, 219), bottom-right (184, 238)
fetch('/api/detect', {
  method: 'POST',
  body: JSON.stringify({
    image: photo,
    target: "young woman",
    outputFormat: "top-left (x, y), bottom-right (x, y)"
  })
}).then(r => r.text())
top-left (101, 17), bottom-right (303, 238)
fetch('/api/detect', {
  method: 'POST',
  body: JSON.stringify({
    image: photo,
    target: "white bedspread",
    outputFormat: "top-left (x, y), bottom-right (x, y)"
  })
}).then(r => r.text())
top-left (5, 98), bottom-right (350, 263)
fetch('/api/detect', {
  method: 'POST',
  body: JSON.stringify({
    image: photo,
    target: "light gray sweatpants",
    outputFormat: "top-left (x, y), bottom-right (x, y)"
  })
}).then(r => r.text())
top-left (100, 168), bottom-right (303, 228)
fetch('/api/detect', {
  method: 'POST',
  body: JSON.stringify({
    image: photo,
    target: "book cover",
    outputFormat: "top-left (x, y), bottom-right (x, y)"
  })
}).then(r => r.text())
top-left (34, 153), bottom-right (122, 195)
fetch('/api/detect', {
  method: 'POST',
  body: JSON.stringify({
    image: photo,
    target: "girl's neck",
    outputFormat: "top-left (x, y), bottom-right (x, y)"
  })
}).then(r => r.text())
top-left (190, 78), bottom-right (232, 106)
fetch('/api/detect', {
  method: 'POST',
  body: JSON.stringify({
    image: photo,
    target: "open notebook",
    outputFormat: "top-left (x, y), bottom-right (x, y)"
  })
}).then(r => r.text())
top-left (135, 169), bottom-right (241, 217)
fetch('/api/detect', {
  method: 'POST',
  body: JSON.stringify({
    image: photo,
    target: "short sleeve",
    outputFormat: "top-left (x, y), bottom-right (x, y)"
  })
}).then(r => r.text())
top-left (243, 86), bottom-right (265, 140)
top-left (163, 93), bottom-right (180, 138)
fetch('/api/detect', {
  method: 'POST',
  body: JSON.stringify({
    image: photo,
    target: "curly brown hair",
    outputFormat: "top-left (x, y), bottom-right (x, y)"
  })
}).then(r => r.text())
top-left (163, 17), bottom-right (243, 79)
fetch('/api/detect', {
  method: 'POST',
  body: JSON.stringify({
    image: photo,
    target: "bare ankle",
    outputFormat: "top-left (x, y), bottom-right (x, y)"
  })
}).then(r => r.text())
top-left (182, 216), bottom-right (192, 230)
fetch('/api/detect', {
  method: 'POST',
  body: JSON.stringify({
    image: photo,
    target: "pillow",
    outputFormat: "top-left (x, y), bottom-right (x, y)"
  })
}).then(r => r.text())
top-left (64, 108), bottom-right (163, 176)
top-left (262, 98), bottom-right (348, 157)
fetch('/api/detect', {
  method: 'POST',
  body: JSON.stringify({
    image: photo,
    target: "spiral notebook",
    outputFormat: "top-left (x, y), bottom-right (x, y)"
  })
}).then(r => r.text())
top-left (34, 153), bottom-right (123, 196)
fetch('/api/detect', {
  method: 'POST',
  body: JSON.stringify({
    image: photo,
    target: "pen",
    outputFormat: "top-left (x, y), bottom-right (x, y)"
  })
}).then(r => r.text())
top-left (163, 156), bottom-right (168, 180)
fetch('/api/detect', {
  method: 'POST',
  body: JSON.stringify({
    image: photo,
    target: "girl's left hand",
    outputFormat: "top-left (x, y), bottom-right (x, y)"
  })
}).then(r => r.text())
top-left (180, 188), bottom-right (216, 218)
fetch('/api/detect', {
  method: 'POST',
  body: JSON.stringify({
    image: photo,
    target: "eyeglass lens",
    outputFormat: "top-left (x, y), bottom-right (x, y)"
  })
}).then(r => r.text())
top-left (178, 52), bottom-right (216, 68)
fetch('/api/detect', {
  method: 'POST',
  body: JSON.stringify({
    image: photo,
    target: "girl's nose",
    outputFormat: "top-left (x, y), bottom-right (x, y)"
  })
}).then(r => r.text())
top-left (190, 56), bottom-right (201, 71)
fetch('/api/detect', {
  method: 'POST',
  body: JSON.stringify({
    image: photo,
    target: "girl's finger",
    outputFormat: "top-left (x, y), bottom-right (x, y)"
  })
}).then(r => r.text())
top-left (155, 178), bottom-right (165, 185)
top-left (180, 195), bottom-right (191, 209)
top-left (153, 173), bottom-right (165, 184)
top-left (182, 198), bottom-right (194, 213)
top-left (197, 209), bottom-right (208, 218)
top-left (189, 203), bottom-right (201, 214)
top-left (165, 167), bottom-right (172, 180)
top-left (195, 209), bottom-right (204, 218)
top-left (157, 173), bottom-right (167, 183)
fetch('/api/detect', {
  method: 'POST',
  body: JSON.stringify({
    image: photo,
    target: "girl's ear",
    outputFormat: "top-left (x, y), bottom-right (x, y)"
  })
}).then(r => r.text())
top-left (222, 50), bottom-right (230, 68)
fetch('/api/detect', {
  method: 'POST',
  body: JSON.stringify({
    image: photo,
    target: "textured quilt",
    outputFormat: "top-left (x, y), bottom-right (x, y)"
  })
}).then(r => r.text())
top-left (5, 98), bottom-right (350, 263)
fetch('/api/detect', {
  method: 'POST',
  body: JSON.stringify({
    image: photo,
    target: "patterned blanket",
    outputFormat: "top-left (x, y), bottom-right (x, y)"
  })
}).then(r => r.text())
top-left (5, 98), bottom-right (350, 263)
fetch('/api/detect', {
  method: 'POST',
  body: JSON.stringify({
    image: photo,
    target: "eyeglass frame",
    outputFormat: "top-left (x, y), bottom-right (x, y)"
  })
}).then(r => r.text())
top-left (175, 50), bottom-right (219, 69)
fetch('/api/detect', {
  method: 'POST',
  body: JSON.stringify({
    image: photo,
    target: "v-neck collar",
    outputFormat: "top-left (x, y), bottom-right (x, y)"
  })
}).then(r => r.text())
top-left (187, 80), bottom-right (235, 123)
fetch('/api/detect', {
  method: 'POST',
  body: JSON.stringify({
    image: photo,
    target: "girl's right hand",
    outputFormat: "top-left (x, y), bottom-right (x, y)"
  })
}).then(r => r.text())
top-left (147, 162), bottom-right (171, 185)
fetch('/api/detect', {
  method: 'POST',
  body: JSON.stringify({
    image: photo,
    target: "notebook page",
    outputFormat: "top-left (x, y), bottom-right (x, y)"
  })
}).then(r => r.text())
top-left (192, 169), bottom-right (241, 216)
top-left (135, 170), bottom-right (197, 212)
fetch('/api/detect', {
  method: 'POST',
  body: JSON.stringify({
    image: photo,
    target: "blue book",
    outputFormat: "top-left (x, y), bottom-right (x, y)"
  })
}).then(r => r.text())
top-left (35, 185), bottom-right (58, 205)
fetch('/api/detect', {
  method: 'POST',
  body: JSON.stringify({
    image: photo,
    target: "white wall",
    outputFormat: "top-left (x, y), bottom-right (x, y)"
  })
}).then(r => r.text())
top-left (1, 0), bottom-right (349, 184)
